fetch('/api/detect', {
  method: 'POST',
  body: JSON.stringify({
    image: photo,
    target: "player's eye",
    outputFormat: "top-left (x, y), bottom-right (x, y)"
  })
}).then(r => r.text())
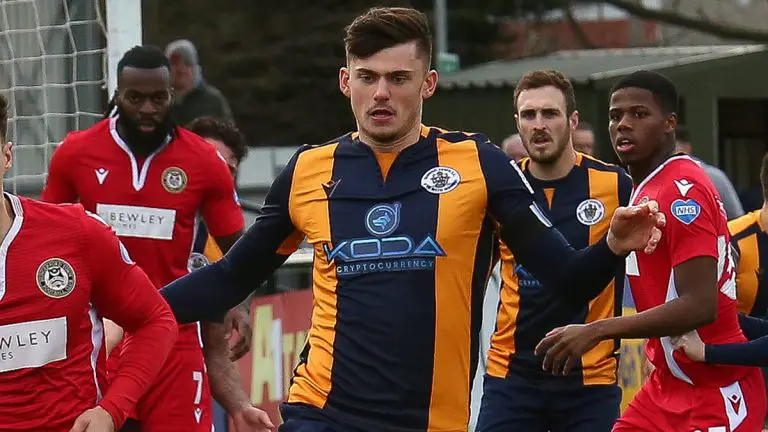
top-left (519, 110), bottom-right (536, 120)
top-left (542, 109), bottom-right (559, 118)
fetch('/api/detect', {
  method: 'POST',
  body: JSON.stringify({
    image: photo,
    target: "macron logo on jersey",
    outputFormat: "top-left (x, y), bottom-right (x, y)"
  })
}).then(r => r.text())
top-left (674, 179), bottom-right (694, 196)
top-left (95, 168), bottom-right (109, 185)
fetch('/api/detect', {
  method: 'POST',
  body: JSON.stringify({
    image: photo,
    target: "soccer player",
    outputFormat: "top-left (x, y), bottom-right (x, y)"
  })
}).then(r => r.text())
top-left (0, 95), bottom-right (177, 431)
top-left (159, 8), bottom-right (664, 432)
top-left (535, 70), bottom-right (767, 431)
top-left (41, 46), bottom-right (270, 431)
top-left (727, 151), bottom-right (768, 318)
top-left (477, 70), bottom-right (631, 432)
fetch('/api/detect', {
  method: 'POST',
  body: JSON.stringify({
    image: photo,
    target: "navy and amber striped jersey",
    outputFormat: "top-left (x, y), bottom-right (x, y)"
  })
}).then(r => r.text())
top-left (487, 153), bottom-right (632, 387)
top-left (729, 210), bottom-right (768, 317)
top-left (160, 126), bottom-right (627, 431)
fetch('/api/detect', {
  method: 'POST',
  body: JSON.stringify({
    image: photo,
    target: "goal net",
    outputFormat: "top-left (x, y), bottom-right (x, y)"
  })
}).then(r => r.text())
top-left (0, 0), bottom-right (140, 197)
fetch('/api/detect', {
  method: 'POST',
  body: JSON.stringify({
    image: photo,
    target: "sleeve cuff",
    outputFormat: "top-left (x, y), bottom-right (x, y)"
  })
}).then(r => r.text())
top-left (98, 399), bottom-right (127, 430)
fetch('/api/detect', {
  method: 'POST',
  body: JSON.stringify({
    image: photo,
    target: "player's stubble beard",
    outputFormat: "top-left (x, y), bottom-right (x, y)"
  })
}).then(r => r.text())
top-left (116, 104), bottom-right (174, 157)
top-left (526, 129), bottom-right (569, 165)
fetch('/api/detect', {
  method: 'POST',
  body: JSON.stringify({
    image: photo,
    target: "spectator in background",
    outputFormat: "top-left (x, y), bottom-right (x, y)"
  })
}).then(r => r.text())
top-left (676, 126), bottom-right (744, 219)
top-left (165, 39), bottom-right (234, 125)
top-left (501, 133), bottom-right (527, 162)
top-left (573, 121), bottom-right (595, 156)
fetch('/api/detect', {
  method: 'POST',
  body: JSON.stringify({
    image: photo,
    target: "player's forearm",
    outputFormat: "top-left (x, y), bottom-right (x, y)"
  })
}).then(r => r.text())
top-left (100, 304), bottom-right (178, 428)
top-left (202, 323), bottom-right (251, 414)
top-left (705, 337), bottom-right (768, 366)
top-left (502, 210), bottom-right (621, 303)
top-left (738, 313), bottom-right (768, 340)
top-left (103, 318), bottom-right (124, 356)
top-left (591, 296), bottom-right (712, 340)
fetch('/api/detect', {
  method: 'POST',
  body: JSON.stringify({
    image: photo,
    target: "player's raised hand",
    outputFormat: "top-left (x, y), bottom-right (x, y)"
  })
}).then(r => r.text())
top-left (671, 331), bottom-right (706, 362)
top-left (69, 407), bottom-right (115, 432)
top-left (607, 200), bottom-right (666, 255)
top-left (534, 323), bottom-right (601, 376)
top-left (232, 405), bottom-right (274, 432)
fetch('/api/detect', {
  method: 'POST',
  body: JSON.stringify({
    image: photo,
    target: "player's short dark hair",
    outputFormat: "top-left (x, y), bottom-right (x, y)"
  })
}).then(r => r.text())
top-left (610, 70), bottom-right (678, 114)
top-left (345, 7), bottom-right (432, 67)
top-left (186, 116), bottom-right (247, 165)
top-left (514, 70), bottom-right (577, 114)
top-left (676, 125), bottom-right (691, 144)
top-left (0, 93), bottom-right (7, 143)
top-left (117, 45), bottom-right (171, 83)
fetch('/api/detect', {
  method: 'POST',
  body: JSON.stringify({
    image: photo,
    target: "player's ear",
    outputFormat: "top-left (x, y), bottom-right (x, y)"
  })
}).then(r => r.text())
top-left (570, 110), bottom-right (580, 132)
top-left (664, 112), bottom-right (678, 133)
top-left (2, 142), bottom-right (12, 172)
top-left (339, 67), bottom-right (351, 98)
top-left (422, 69), bottom-right (438, 100)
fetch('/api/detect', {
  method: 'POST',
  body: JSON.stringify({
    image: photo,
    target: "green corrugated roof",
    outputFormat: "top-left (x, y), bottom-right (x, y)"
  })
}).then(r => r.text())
top-left (438, 45), bottom-right (766, 90)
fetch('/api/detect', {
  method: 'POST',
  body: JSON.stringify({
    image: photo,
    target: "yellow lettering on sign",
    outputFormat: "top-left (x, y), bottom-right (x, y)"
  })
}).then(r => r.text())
top-left (250, 305), bottom-right (277, 404)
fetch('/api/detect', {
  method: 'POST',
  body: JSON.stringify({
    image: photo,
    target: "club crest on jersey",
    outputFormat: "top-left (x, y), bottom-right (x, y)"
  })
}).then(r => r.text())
top-left (421, 166), bottom-right (460, 194)
top-left (187, 252), bottom-right (210, 272)
top-left (162, 167), bottom-right (187, 193)
top-left (671, 198), bottom-right (701, 225)
top-left (576, 198), bottom-right (605, 226)
top-left (36, 258), bottom-right (76, 299)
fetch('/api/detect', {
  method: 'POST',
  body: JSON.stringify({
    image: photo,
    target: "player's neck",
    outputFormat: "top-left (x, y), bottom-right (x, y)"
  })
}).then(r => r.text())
top-left (0, 194), bottom-right (14, 245)
top-left (528, 147), bottom-right (577, 181)
top-left (627, 146), bottom-right (676, 184)
top-left (358, 123), bottom-right (422, 154)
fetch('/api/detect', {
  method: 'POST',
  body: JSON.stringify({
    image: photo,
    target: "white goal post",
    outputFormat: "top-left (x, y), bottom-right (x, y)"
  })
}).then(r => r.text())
top-left (0, 0), bottom-right (141, 197)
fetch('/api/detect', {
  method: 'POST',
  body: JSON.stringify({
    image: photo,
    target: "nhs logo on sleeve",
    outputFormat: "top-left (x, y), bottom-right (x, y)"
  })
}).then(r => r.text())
top-left (671, 199), bottom-right (701, 225)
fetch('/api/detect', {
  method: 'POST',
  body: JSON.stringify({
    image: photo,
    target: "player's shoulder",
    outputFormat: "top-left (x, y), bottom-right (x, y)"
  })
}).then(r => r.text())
top-left (421, 126), bottom-right (498, 151)
top-left (12, 195), bottom-right (88, 226)
top-left (653, 155), bottom-right (712, 193)
top-left (579, 153), bottom-right (629, 176)
top-left (59, 118), bottom-right (111, 150)
top-left (728, 210), bottom-right (761, 239)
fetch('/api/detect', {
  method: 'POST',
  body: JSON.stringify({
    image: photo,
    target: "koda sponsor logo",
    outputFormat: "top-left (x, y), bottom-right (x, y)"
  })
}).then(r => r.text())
top-left (324, 202), bottom-right (446, 276)
top-left (514, 264), bottom-right (542, 288)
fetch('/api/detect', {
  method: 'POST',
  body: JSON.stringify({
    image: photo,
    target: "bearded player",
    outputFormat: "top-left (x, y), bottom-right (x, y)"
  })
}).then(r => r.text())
top-left (41, 46), bottom-right (270, 431)
top-left (0, 94), bottom-right (178, 431)
top-left (535, 70), bottom-right (766, 431)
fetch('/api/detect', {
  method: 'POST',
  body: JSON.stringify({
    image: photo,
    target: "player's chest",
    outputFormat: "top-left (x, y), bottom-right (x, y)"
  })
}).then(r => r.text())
top-left (73, 154), bottom-right (204, 238)
top-left (0, 236), bottom-right (90, 323)
top-left (293, 158), bottom-right (487, 244)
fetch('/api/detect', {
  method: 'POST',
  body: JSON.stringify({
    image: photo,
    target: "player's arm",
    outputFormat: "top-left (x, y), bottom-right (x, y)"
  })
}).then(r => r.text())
top-left (160, 147), bottom-right (307, 323)
top-left (479, 141), bottom-right (653, 304)
top-left (674, 314), bottom-right (768, 366)
top-left (589, 185), bottom-right (723, 341)
top-left (40, 138), bottom-right (79, 203)
top-left (83, 212), bottom-right (178, 429)
top-left (201, 322), bottom-right (251, 413)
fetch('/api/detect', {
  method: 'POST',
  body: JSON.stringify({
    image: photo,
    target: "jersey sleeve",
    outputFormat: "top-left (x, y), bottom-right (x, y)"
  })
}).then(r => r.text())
top-left (477, 139), bottom-right (623, 303)
top-left (705, 314), bottom-right (768, 366)
top-left (160, 146), bottom-right (307, 323)
top-left (81, 212), bottom-right (178, 428)
top-left (200, 148), bottom-right (245, 237)
top-left (40, 139), bottom-right (78, 203)
top-left (658, 176), bottom-right (720, 267)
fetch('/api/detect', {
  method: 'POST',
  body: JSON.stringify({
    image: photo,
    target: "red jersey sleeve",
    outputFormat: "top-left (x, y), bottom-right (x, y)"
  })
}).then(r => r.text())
top-left (41, 139), bottom-right (78, 203)
top-left (200, 149), bottom-right (244, 237)
top-left (81, 212), bottom-right (178, 428)
top-left (660, 175), bottom-right (720, 267)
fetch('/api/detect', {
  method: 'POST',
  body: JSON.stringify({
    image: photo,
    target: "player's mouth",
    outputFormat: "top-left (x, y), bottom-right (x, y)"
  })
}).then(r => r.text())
top-left (615, 136), bottom-right (635, 153)
top-left (369, 107), bottom-right (395, 123)
top-left (530, 134), bottom-right (551, 148)
top-left (138, 122), bottom-right (157, 133)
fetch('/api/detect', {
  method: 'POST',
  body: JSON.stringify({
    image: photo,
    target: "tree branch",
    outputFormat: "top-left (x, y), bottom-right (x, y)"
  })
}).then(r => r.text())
top-left (603, 0), bottom-right (768, 42)
top-left (563, 5), bottom-right (596, 48)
